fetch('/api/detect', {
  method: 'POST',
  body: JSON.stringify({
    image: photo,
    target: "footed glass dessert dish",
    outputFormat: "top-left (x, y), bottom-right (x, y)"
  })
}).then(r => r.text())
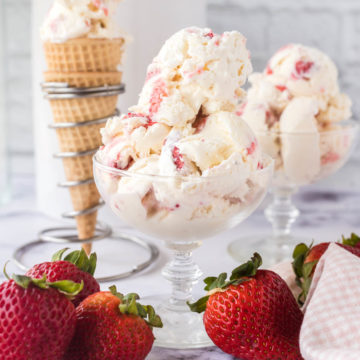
top-left (228, 120), bottom-right (359, 266)
top-left (94, 153), bottom-right (273, 349)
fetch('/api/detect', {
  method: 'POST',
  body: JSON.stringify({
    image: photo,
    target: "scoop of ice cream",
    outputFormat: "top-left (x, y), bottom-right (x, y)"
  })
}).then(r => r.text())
top-left (245, 44), bottom-right (351, 126)
top-left (99, 27), bottom-right (255, 175)
top-left (241, 44), bottom-right (352, 186)
top-left (130, 27), bottom-right (252, 127)
top-left (99, 111), bottom-right (261, 176)
top-left (95, 27), bottom-right (271, 240)
top-left (41, 0), bottom-right (124, 42)
top-left (280, 97), bottom-right (321, 183)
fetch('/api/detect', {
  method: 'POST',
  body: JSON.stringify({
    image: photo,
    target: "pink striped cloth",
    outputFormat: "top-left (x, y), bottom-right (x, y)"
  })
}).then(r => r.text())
top-left (299, 243), bottom-right (360, 360)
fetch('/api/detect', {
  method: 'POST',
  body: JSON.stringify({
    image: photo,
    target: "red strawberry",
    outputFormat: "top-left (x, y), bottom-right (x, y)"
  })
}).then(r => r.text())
top-left (0, 272), bottom-right (83, 360)
top-left (26, 248), bottom-right (100, 306)
top-left (66, 286), bottom-right (163, 360)
top-left (292, 234), bottom-right (360, 304)
top-left (189, 254), bottom-right (304, 360)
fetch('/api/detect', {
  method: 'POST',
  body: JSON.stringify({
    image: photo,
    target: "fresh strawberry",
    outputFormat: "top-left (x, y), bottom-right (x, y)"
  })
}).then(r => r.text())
top-left (189, 254), bottom-right (303, 360)
top-left (66, 286), bottom-right (163, 360)
top-left (0, 271), bottom-right (83, 360)
top-left (26, 248), bottom-right (100, 306)
top-left (292, 233), bottom-right (360, 304)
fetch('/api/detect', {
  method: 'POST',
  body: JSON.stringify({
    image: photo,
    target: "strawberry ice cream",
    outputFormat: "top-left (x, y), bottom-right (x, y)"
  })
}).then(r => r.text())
top-left (41, 0), bottom-right (125, 42)
top-left (95, 27), bottom-right (272, 241)
top-left (130, 27), bottom-right (252, 127)
top-left (240, 44), bottom-right (354, 185)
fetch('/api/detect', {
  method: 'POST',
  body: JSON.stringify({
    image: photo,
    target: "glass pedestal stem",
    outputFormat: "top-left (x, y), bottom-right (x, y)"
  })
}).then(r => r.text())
top-left (162, 250), bottom-right (203, 311)
top-left (265, 186), bottom-right (300, 248)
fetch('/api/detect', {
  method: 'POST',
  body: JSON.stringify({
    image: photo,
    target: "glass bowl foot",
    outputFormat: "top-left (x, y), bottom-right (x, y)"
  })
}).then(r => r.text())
top-left (145, 295), bottom-right (212, 349)
top-left (228, 234), bottom-right (310, 267)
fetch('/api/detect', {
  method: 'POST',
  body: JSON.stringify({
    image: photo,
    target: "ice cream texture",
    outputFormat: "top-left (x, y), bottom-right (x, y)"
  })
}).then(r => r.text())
top-left (240, 44), bottom-right (353, 185)
top-left (96, 27), bottom-right (270, 240)
top-left (41, 0), bottom-right (124, 42)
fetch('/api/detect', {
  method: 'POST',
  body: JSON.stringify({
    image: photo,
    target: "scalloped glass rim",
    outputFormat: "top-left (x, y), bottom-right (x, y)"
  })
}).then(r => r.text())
top-left (93, 152), bottom-right (274, 181)
top-left (254, 119), bottom-right (359, 136)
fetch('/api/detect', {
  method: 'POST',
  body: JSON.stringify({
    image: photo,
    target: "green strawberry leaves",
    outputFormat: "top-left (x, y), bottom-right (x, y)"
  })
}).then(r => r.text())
top-left (52, 248), bottom-right (97, 276)
top-left (188, 253), bottom-right (262, 313)
top-left (204, 273), bottom-right (227, 291)
top-left (109, 286), bottom-right (163, 328)
top-left (187, 295), bottom-right (210, 313)
top-left (12, 274), bottom-right (32, 289)
top-left (230, 252), bottom-right (262, 280)
top-left (292, 242), bottom-right (314, 305)
top-left (52, 248), bottom-right (69, 262)
top-left (10, 272), bottom-right (83, 298)
top-left (341, 233), bottom-right (360, 247)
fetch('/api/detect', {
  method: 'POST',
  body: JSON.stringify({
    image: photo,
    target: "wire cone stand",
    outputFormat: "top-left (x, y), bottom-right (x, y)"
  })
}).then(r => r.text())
top-left (13, 82), bottom-right (159, 282)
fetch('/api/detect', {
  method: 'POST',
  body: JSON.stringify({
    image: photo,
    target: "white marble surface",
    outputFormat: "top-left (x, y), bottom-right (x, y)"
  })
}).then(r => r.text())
top-left (1, 175), bottom-right (360, 359)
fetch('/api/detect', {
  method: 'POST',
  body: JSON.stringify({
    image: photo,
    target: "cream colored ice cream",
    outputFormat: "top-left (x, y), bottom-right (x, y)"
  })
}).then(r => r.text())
top-left (130, 27), bottom-right (252, 127)
top-left (41, 0), bottom-right (124, 42)
top-left (240, 44), bottom-right (353, 185)
top-left (95, 27), bottom-right (272, 241)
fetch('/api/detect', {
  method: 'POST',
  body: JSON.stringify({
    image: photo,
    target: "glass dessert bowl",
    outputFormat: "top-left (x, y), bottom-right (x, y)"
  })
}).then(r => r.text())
top-left (228, 120), bottom-right (359, 266)
top-left (94, 152), bottom-right (273, 349)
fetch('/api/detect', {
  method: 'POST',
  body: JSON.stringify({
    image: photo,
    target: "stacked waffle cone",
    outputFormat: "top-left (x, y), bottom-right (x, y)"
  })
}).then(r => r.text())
top-left (43, 37), bottom-right (125, 253)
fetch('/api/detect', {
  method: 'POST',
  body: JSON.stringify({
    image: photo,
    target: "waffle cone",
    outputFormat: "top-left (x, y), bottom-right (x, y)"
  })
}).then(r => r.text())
top-left (49, 94), bottom-right (117, 250)
top-left (49, 95), bottom-right (118, 124)
top-left (69, 182), bottom-right (100, 254)
top-left (43, 38), bottom-right (125, 72)
top-left (44, 71), bottom-right (122, 88)
top-left (64, 155), bottom-right (100, 253)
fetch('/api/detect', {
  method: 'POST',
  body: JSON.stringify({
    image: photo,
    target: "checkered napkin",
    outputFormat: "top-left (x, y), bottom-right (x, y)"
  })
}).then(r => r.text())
top-left (299, 243), bottom-right (360, 360)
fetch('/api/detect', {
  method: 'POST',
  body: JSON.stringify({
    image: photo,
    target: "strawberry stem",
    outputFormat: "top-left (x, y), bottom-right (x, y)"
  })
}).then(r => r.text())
top-left (292, 242), bottom-right (316, 305)
top-left (188, 253), bottom-right (262, 313)
top-left (342, 233), bottom-right (360, 247)
top-left (3, 261), bottom-right (11, 281)
top-left (51, 248), bottom-right (97, 276)
top-left (109, 286), bottom-right (163, 328)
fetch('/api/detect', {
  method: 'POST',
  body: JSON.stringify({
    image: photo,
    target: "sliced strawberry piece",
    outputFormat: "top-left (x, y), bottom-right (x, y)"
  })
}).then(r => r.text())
top-left (172, 146), bottom-right (184, 170)
top-left (275, 84), bottom-right (287, 92)
top-left (149, 79), bottom-right (168, 115)
top-left (266, 65), bottom-right (273, 75)
top-left (123, 112), bottom-right (157, 131)
top-left (246, 141), bottom-right (257, 155)
top-left (321, 151), bottom-right (340, 165)
top-left (236, 102), bottom-right (247, 117)
top-left (146, 67), bottom-right (161, 82)
top-left (292, 60), bottom-right (314, 79)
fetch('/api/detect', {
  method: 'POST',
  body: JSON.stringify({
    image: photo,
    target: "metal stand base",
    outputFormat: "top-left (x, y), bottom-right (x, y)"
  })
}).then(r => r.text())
top-left (13, 226), bottom-right (159, 283)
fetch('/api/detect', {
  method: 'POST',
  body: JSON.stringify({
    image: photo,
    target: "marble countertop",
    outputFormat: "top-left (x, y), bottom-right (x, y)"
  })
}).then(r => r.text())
top-left (1, 175), bottom-right (360, 359)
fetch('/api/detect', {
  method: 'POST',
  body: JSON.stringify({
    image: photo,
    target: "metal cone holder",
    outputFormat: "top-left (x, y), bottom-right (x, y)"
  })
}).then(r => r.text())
top-left (13, 82), bottom-right (159, 282)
